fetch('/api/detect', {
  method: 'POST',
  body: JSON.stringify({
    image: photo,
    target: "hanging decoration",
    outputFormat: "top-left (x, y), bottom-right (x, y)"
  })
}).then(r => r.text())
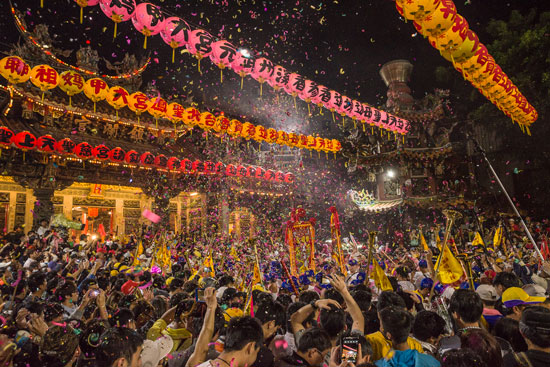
top-left (58, 70), bottom-right (84, 107)
top-left (0, 56), bottom-right (31, 84)
top-left (160, 17), bottom-right (190, 63)
top-left (1, 126), bottom-right (297, 183)
top-left (394, 0), bottom-right (537, 132)
top-left (131, 2), bottom-right (165, 49)
top-left (83, 77), bottom-right (109, 112)
top-left (1, 56), bottom-right (342, 154)
top-left (209, 40), bottom-right (237, 83)
top-left (86, 1), bottom-right (410, 134)
top-left (99, 0), bottom-right (137, 39)
top-left (30, 64), bottom-right (59, 101)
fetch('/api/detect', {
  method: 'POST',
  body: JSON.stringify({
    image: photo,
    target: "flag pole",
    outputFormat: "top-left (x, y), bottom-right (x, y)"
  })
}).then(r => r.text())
top-left (472, 137), bottom-right (544, 262)
top-left (429, 209), bottom-right (462, 301)
top-left (366, 231), bottom-right (377, 279)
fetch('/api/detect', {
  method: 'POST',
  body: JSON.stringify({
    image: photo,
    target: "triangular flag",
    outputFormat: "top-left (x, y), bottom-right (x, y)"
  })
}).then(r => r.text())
top-left (230, 244), bottom-right (238, 258)
top-left (203, 250), bottom-right (215, 277)
top-left (435, 245), bottom-right (464, 284)
top-left (132, 240), bottom-right (144, 266)
top-left (420, 231), bottom-right (429, 251)
top-left (372, 259), bottom-right (393, 291)
top-left (252, 262), bottom-right (261, 285)
top-left (493, 227), bottom-right (503, 247)
top-left (472, 232), bottom-right (485, 247)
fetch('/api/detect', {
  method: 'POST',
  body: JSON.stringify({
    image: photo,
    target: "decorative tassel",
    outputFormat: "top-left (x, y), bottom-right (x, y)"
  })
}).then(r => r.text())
top-left (240, 76), bottom-right (244, 90)
top-left (113, 22), bottom-right (118, 40)
top-left (331, 111), bottom-right (335, 122)
top-left (80, 7), bottom-right (83, 24)
top-left (41, 0), bottom-right (43, 8)
top-left (23, 151), bottom-right (25, 162)
top-left (93, 102), bottom-right (96, 113)
top-left (293, 95), bottom-right (297, 110)
top-left (307, 103), bottom-right (311, 116)
top-left (220, 69), bottom-right (223, 83)
top-left (172, 48), bottom-right (175, 63)
top-left (41, 92), bottom-right (44, 102)
top-left (116, 110), bottom-right (119, 120)
top-left (143, 35), bottom-right (148, 49)
top-left (362, 123), bottom-right (365, 132)
top-left (260, 82), bottom-right (263, 97)
top-left (198, 57), bottom-right (201, 74)
top-left (319, 106), bottom-right (323, 115)
top-left (69, 95), bottom-right (72, 108)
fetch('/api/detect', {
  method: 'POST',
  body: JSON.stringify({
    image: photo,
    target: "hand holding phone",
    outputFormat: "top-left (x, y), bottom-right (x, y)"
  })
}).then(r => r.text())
top-left (341, 336), bottom-right (359, 364)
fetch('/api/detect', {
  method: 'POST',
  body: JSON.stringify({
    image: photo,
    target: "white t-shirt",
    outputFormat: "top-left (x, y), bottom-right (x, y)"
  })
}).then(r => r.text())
top-left (398, 280), bottom-right (415, 292)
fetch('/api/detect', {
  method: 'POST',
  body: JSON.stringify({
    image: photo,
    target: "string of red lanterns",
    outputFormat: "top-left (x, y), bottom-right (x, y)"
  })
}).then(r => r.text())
top-left (0, 126), bottom-right (296, 183)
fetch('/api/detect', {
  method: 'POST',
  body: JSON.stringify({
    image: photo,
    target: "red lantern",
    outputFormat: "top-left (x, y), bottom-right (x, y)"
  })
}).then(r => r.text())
top-left (36, 135), bottom-right (57, 152)
top-left (192, 160), bottom-right (204, 172)
top-left (12, 131), bottom-right (36, 150)
top-left (275, 171), bottom-right (285, 182)
top-left (246, 166), bottom-right (256, 177)
top-left (124, 150), bottom-right (139, 164)
top-left (167, 157), bottom-right (180, 170)
top-left (140, 152), bottom-right (155, 167)
top-left (284, 173), bottom-right (295, 183)
top-left (74, 142), bottom-right (94, 159)
top-left (214, 162), bottom-right (225, 174)
top-left (236, 165), bottom-right (247, 177)
top-left (225, 164), bottom-right (236, 176)
top-left (92, 144), bottom-right (110, 160)
top-left (154, 154), bottom-right (168, 168)
top-left (55, 138), bottom-right (75, 154)
top-left (109, 147), bottom-right (126, 162)
top-left (0, 127), bottom-right (14, 146)
top-left (254, 166), bottom-right (265, 179)
top-left (264, 169), bottom-right (275, 181)
top-left (203, 161), bottom-right (215, 174)
top-left (180, 158), bottom-right (192, 172)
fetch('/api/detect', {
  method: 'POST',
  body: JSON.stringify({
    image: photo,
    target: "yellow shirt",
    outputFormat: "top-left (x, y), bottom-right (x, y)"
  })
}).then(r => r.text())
top-left (366, 331), bottom-right (424, 361)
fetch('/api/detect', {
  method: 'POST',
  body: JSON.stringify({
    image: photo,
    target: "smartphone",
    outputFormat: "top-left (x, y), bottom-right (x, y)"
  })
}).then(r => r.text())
top-left (90, 290), bottom-right (100, 298)
top-left (341, 336), bottom-right (359, 364)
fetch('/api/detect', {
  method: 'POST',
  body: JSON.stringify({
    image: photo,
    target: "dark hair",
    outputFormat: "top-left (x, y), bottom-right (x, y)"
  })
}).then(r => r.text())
top-left (299, 290), bottom-right (320, 304)
top-left (377, 291), bottom-right (406, 312)
top-left (218, 275), bottom-right (234, 287)
top-left (110, 308), bottom-right (135, 328)
top-left (449, 289), bottom-right (483, 323)
top-left (412, 310), bottom-right (446, 342)
top-left (296, 327), bottom-right (331, 353)
top-left (276, 293), bottom-right (293, 309)
top-left (28, 271), bottom-right (47, 292)
top-left (320, 304), bottom-right (346, 338)
top-left (79, 320), bottom-right (109, 359)
top-left (460, 329), bottom-right (502, 367)
top-left (493, 317), bottom-right (528, 352)
top-left (520, 305), bottom-right (550, 348)
top-left (44, 302), bottom-right (65, 322)
top-left (441, 349), bottom-right (488, 367)
top-left (324, 288), bottom-right (344, 305)
top-left (96, 327), bottom-right (143, 367)
top-left (169, 277), bottom-right (184, 292)
top-left (40, 325), bottom-right (80, 367)
top-left (352, 290), bottom-right (372, 311)
top-left (395, 266), bottom-right (410, 279)
top-left (170, 292), bottom-right (189, 308)
top-left (286, 302), bottom-right (311, 332)
top-left (379, 306), bottom-right (413, 344)
top-left (493, 272), bottom-right (521, 289)
top-left (151, 296), bottom-right (168, 320)
top-left (255, 301), bottom-right (286, 328)
top-left (55, 281), bottom-right (77, 302)
top-left (224, 316), bottom-right (264, 352)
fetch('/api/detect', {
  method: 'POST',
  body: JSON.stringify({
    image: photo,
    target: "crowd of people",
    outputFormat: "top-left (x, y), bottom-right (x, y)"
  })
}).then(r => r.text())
top-left (0, 216), bottom-right (549, 367)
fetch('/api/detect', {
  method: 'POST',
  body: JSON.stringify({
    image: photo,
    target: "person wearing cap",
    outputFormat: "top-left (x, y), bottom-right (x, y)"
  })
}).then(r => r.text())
top-left (476, 284), bottom-right (503, 330)
top-left (345, 257), bottom-right (362, 286)
top-left (502, 306), bottom-right (550, 367)
top-left (141, 335), bottom-right (173, 367)
top-left (414, 259), bottom-right (430, 289)
top-left (532, 261), bottom-right (550, 293)
top-left (502, 287), bottom-right (547, 321)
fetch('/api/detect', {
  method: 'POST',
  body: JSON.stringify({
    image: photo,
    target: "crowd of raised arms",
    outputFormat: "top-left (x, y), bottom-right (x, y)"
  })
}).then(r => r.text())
top-left (0, 216), bottom-right (549, 367)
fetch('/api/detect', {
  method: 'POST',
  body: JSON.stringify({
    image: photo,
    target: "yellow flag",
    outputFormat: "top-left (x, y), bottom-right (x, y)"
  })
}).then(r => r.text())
top-left (472, 232), bottom-right (485, 247)
top-left (493, 227), bottom-right (503, 247)
top-left (203, 251), bottom-right (215, 277)
top-left (252, 262), bottom-right (261, 285)
top-left (230, 245), bottom-right (238, 258)
top-left (435, 234), bottom-right (442, 250)
top-left (435, 245), bottom-right (464, 284)
top-left (420, 231), bottom-right (429, 251)
top-left (132, 240), bottom-right (144, 266)
top-left (372, 259), bottom-right (393, 291)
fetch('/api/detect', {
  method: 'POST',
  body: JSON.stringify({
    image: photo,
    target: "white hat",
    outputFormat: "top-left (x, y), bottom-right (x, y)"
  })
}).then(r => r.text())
top-left (141, 335), bottom-right (173, 367)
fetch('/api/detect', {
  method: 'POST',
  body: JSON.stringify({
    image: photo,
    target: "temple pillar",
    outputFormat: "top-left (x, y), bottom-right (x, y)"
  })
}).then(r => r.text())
top-left (115, 198), bottom-right (124, 236)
